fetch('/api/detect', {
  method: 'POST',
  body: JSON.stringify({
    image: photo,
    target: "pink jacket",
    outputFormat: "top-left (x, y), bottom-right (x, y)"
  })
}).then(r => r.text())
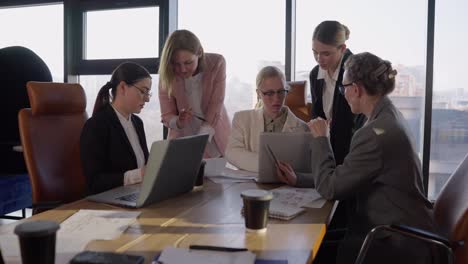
top-left (158, 53), bottom-right (231, 156)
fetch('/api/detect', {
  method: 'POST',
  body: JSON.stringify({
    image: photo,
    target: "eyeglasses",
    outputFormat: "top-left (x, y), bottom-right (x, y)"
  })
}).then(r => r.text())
top-left (131, 84), bottom-right (152, 98)
top-left (339, 82), bottom-right (353, 95)
top-left (259, 89), bottom-right (289, 98)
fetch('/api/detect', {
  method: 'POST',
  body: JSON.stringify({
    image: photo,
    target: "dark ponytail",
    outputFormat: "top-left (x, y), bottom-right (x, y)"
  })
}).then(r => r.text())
top-left (92, 62), bottom-right (151, 115)
top-left (93, 81), bottom-right (115, 115)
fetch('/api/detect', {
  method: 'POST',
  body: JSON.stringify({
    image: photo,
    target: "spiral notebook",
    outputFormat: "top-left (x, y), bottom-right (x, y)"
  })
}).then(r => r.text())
top-left (268, 202), bottom-right (305, 220)
top-left (241, 204), bottom-right (304, 221)
top-left (268, 186), bottom-right (325, 220)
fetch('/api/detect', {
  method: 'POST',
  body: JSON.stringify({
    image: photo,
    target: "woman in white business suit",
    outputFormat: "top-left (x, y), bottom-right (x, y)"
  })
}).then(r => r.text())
top-left (225, 66), bottom-right (308, 172)
top-left (277, 52), bottom-right (436, 264)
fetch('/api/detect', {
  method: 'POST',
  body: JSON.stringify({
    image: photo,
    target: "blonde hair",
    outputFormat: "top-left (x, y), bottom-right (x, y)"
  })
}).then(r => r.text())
top-left (313, 20), bottom-right (350, 47)
top-left (158, 29), bottom-right (205, 95)
top-left (256, 66), bottom-right (287, 90)
top-left (255, 66), bottom-right (288, 108)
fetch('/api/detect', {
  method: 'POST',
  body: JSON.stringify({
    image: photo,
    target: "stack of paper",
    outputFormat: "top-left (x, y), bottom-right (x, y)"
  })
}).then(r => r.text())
top-left (204, 158), bottom-right (257, 183)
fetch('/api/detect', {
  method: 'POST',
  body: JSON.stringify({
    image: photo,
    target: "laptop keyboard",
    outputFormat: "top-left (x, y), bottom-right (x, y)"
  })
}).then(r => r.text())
top-left (117, 192), bottom-right (139, 202)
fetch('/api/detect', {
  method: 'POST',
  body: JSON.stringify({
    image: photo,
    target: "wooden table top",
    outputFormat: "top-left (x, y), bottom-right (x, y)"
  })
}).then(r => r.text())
top-left (1, 180), bottom-right (335, 264)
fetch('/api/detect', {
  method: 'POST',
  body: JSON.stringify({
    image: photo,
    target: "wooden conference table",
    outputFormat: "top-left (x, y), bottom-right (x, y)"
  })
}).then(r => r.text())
top-left (3, 180), bottom-right (335, 264)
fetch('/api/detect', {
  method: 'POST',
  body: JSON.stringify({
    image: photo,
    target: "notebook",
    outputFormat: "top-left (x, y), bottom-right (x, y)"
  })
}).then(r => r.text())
top-left (268, 202), bottom-right (305, 221)
top-left (268, 186), bottom-right (325, 220)
top-left (87, 134), bottom-right (208, 208)
top-left (257, 132), bottom-right (313, 183)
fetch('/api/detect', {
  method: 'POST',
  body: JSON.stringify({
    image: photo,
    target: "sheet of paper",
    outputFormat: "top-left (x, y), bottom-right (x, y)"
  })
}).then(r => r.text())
top-left (0, 209), bottom-right (141, 263)
top-left (204, 158), bottom-right (227, 176)
top-left (271, 186), bottom-right (326, 208)
top-left (206, 167), bottom-right (257, 183)
top-left (158, 246), bottom-right (256, 264)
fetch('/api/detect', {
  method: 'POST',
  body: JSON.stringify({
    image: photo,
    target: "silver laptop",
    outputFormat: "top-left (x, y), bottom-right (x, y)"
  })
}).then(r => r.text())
top-left (87, 134), bottom-right (208, 208)
top-left (257, 132), bottom-right (313, 183)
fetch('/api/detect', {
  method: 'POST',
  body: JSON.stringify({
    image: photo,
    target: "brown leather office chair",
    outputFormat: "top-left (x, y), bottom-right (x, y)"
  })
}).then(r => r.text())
top-left (285, 81), bottom-right (312, 122)
top-left (355, 153), bottom-right (468, 264)
top-left (18, 82), bottom-right (88, 214)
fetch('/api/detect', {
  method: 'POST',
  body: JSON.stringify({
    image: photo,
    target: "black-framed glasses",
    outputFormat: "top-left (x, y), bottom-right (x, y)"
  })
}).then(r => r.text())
top-left (259, 89), bottom-right (289, 97)
top-left (339, 82), bottom-right (353, 95)
top-left (131, 84), bottom-right (152, 98)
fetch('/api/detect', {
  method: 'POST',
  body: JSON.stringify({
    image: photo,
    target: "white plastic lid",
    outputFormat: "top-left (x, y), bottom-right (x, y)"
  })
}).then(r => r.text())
top-left (240, 189), bottom-right (273, 201)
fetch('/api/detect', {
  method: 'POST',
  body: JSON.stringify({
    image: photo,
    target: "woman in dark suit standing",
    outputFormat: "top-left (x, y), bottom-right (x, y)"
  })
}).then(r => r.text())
top-left (80, 62), bottom-right (152, 195)
top-left (309, 21), bottom-right (365, 261)
top-left (310, 20), bottom-right (364, 165)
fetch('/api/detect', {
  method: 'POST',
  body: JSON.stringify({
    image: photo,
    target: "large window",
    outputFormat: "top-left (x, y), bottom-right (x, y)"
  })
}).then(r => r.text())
top-left (430, 0), bottom-right (468, 199)
top-left (0, 4), bottom-right (63, 81)
top-left (178, 0), bottom-right (286, 118)
top-left (85, 7), bottom-right (159, 60)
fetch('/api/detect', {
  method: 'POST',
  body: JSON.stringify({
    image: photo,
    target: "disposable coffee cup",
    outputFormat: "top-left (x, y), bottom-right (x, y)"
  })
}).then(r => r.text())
top-left (14, 220), bottom-right (60, 264)
top-left (194, 160), bottom-right (206, 188)
top-left (241, 189), bottom-right (273, 233)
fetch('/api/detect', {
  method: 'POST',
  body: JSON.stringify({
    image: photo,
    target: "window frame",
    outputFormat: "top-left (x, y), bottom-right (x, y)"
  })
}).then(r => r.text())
top-left (64, 0), bottom-right (170, 77)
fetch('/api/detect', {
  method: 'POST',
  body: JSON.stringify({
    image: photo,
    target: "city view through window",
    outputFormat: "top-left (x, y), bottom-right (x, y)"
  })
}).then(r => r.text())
top-left (1, 1), bottom-right (467, 199)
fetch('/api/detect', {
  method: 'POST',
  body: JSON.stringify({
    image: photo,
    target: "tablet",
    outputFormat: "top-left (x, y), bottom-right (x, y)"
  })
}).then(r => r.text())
top-left (257, 132), bottom-right (313, 183)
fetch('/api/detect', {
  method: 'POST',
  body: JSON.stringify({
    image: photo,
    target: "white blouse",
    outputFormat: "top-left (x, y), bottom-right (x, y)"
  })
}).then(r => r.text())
top-left (316, 55), bottom-right (344, 120)
top-left (169, 73), bottom-right (221, 157)
top-left (112, 105), bottom-right (145, 185)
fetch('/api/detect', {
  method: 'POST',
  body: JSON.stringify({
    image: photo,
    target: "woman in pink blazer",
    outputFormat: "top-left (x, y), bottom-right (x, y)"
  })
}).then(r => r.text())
top-left (158, 29), bottom-right (230, 157)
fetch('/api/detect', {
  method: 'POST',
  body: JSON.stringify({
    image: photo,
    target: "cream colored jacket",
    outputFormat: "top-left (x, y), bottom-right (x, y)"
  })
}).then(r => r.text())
top-left (225, 107), bottom-right (308, 172)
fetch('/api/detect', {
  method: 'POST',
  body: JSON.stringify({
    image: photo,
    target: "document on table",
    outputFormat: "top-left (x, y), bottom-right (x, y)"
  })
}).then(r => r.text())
top-left (203, 158), bottom-right (257, 183)
top-left (206, 167), bottom-right (257, 183)
top-left (0, 209), bottom-right (140, 263)
top-left (158, 246), bottom-right (256, 264)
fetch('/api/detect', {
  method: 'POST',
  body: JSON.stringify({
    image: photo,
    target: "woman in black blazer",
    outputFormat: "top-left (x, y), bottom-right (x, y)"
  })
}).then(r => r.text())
top-left (308, 21), bottom-right (366, 263)
top-left (80, 62), bottom-right (152, 195)
top-left (309, 21), bottom-right (365, 165)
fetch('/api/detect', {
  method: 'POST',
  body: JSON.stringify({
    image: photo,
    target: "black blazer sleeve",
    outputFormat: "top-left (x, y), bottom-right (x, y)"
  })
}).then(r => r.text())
top-left (80, 106), bottom-right (149, 195)
top-left (308, 49), bottom-right (366, 165)
top-left (309, 66), bottom-right (324, 120)
top-left (80, 116), bottom-right (125, 195)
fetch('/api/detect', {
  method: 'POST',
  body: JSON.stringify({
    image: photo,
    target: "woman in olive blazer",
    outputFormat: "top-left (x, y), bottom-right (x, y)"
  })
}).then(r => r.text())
top-left (278, 52), bottom-right (435, 264)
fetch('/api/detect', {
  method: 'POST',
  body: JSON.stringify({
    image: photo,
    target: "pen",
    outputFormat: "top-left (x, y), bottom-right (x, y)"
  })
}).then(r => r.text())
top-left (192, 113), bottom-right (206, 122)
top-left (189, 245), bottom-right (248, 252)
top-left (192, 113), bottom-right (207, 122)
top-left (266, 144), bottom-right (280, 167)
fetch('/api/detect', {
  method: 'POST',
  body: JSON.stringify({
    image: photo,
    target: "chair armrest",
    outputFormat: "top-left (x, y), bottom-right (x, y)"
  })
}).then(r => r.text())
top-left (355, 225), bottom-right (455, 264)
top-left (390, 224), bottom-right (452, 248)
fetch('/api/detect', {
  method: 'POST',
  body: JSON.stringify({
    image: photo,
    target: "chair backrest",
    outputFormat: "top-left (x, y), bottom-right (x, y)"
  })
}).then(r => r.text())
top-left (18, 82), bottom-right (88, 205)
top-left (285, 80), bottom-right (312, 122)
top-left (0, 46), bottom-right (52, 173)
top-left (434, 153), bottom-right (468, 264)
